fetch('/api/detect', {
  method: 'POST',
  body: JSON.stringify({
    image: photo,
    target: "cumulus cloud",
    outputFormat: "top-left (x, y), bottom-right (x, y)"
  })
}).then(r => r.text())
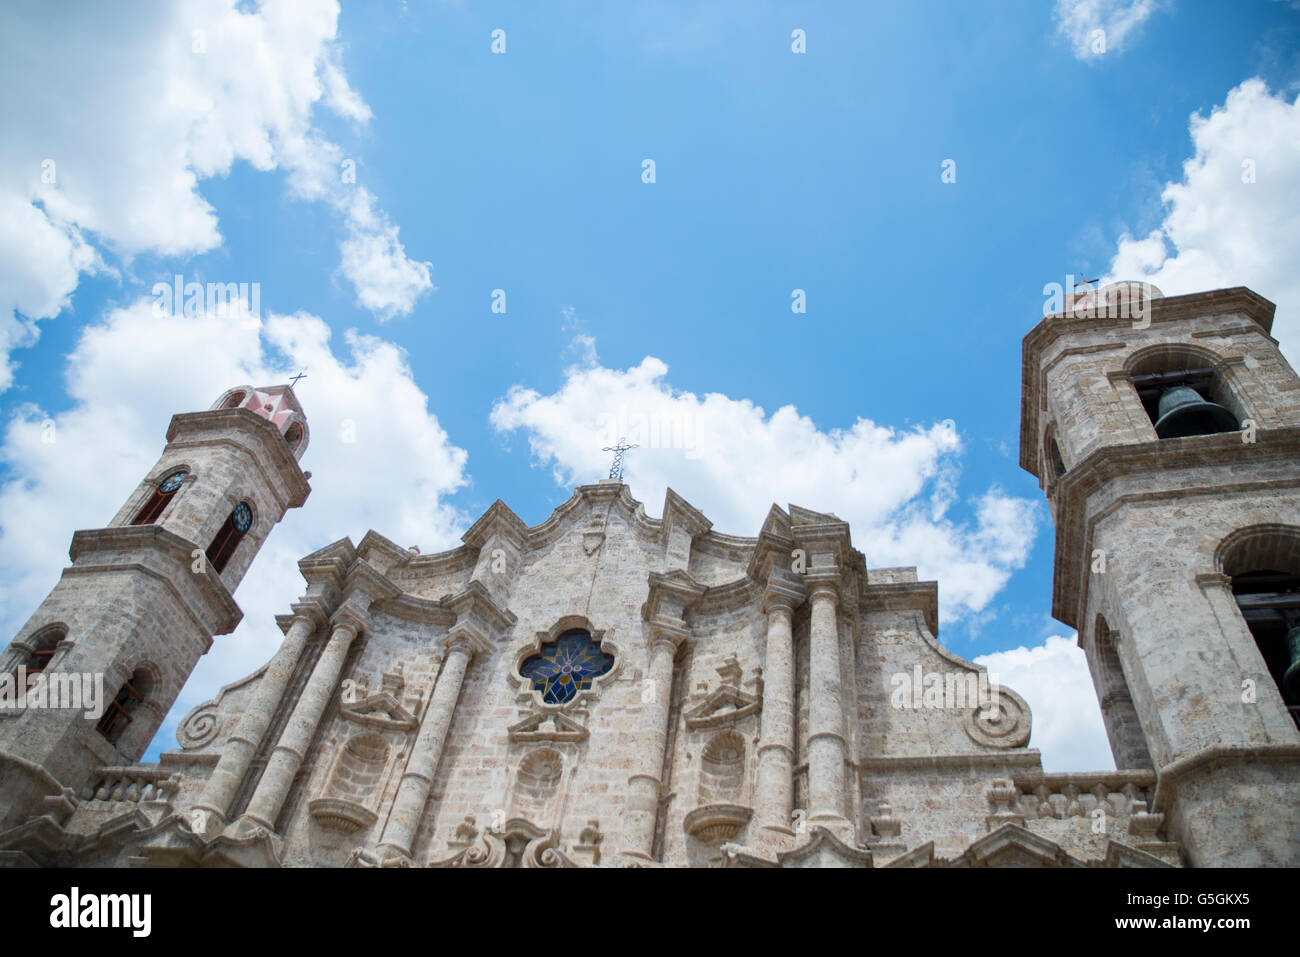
top-left (976, 635), bottom-right (1114, 772)
top-left (1054, 0), bottom-right (1165, 60)
top-left (0, 0), bottom-right (433, 391)
top-left (0, 300), bottom-right (469, 755)
top-left (1105, 79), bottom-right (1300, 353)
top-left (491, 346), bottom-right (1039, 624)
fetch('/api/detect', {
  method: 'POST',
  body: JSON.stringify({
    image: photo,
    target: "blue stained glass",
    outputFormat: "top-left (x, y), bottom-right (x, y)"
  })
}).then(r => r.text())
top-left (519, 630), bottom-right (614, 704)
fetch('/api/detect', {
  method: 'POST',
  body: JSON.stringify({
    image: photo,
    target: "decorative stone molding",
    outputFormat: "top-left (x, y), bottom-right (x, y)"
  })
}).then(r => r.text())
top-left (428, 817), bottom-right (577, 868)
top-left (308, 797), bottom-right (378, 833)
top-left (963, 685), bottom-right (1031, 748)
top-left (507, 710), bottom-right (590, 743)
top-left (684, 657), bottom-right (762, 730)
top-left (177, 703), bottom-right (221, 750)
top-left (684, 803), bottom-right (753, 844)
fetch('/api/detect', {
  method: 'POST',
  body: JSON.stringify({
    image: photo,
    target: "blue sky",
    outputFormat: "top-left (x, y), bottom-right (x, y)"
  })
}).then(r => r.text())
top-left (2, 0), bottom-right (1298, 769)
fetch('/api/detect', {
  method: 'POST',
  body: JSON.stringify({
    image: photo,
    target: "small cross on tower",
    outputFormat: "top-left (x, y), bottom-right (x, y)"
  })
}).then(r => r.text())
top-left (602, 438), bottom-right (638, 482)
top-left (289, 370), bottom-right (308, 388)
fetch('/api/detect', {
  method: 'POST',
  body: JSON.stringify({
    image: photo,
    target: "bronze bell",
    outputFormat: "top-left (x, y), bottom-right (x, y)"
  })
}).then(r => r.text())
top-left (1153, 385), bottom-right (1239, 439)
top-left (1283, 624), bottom-right (1300, 703)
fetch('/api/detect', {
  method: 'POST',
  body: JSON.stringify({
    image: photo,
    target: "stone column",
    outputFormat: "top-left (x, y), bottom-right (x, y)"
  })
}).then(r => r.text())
top-left (621, 622), bottom-right (684, 861)
top-left (240, 606), bottom-right (366, 831)
top-left (194, 600), bottom-right (326, 827)
top-left (753, 583), bottom-right (800, 843)
top-left (376, 632), bottom-right (478, 861)
top-left (806, 575), bottom-right (850, 836)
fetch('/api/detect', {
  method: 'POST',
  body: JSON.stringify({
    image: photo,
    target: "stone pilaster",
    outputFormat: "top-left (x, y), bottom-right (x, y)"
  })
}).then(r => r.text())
top-left (238, 602), bottom-right (369, 833)
top-left (805, 572), bottom-right (852, 839)
top-left (621, 570), bottom-right (704, 862)
top-left (194, 597), bottom-right (329, 828)
top-left (752, 575), bottom-right (803, 846)
top-left (375, 630), bottom-right (483, 862)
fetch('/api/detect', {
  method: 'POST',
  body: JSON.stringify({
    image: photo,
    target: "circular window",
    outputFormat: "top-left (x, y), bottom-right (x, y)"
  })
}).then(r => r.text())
top-left (232, 502), bottom-right (253, 533)
top-left (158, 470), bottom-right (188, 493)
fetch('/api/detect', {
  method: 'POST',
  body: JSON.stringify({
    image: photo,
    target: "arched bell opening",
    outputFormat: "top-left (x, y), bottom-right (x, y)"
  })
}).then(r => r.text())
top-left (1126, 346), bottom-right (1242, 440)
top-left (1219, 526), bottom-right (1300, 730)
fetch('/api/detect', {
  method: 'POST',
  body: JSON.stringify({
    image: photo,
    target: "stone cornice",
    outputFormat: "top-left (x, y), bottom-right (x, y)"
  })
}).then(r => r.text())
top-left (167, 408), bottom-right (310, 508)
top-left (860, 579), bottom-right (940, 637)
top-left (856, 751), bottom-right (1042, 772)
top-left (661, 487), bottom-right (712, 543)
top-left (368, 593), bottom-right (456, 627)
top-left (642, 569), bottom-right (707, 625)
top-left (1151, 742), bottom-right (1300, 814)
top-left (745, 505), bottom-right (795, 581)
top-left (297, 537), bottom-right (356, 572)
top-left (341, 559), bottom-right (402, 607)
top-left (67, 526), bottom-right (241, 636)
top-left (1050, 427), bottom-right (1300, 628)
top-left (355, 529), bottom-right (417, 569)
top-left (461, 499), bottom-right (530, 551)
top-left (1019, 285), bottom-right (1278, 477)
top-left (443, 579), bottom-right (517, 642)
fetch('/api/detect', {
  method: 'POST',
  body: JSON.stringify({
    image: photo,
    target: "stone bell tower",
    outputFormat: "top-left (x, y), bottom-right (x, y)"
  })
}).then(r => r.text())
top-left (1021, 282), bottom-right (1300, 867)
top-left (0, 384), bottom-right (311, 830)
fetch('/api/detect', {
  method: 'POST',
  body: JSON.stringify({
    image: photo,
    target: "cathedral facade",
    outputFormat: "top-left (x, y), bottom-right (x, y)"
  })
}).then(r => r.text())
top-left (1, 284), bottom-right (1298, 868)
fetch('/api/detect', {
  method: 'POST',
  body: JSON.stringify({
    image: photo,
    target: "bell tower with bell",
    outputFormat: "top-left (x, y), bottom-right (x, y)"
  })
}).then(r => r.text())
top-left (0, 384), bottom-right (311, 831)
top-left (1021, 282), bottom-right (1300, 866)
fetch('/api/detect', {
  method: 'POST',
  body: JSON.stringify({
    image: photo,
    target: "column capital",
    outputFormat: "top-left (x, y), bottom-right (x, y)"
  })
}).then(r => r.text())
top-left (330, 602), bottom-right (370, 638)
top-left (642, 569), bottom-right (706, 624)
top-left (444, 622), bottom-right (492, 658)
top-left (647, 616), bottom-right (690, 651)
top-left (444, 579), bottom-right (517, 646)
top-left (288, 597), bottom-right (330, 631)
top-left (804, 569), bottom-right (842, 602)
top-left (762, 574), bottom-right (804, 615)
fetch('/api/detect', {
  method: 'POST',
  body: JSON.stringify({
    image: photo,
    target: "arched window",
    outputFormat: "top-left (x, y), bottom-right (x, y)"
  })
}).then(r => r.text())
top-left (1232, 570), bottom-right (1300, 728)
top-left (206, 501), bottom-right (253, 574)
top-left (96, 669), bottom-right (153, 745)
top-left (130, 470), bottom-right (188, 525)
top-left (284, 421), bottom-right (303, 451)
top-left (519, 630), bottom-right (613, 704)
top-left (1127, 346), bottom-right (1241, 440)
top-left (222, 391), bottom-right (247, 409)
top-left (9, 626), bottom-right (65, 694)
top-left (1220, 526), bottom-right (1300, 729)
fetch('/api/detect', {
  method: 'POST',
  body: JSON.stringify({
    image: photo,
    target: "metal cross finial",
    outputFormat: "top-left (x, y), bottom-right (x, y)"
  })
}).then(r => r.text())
top-left (602, 438), bottom-right (638, 481)
top-left (289, 370), bottom-right (308, 388)
top-left (1074, 274), bottom-right (1099, 290)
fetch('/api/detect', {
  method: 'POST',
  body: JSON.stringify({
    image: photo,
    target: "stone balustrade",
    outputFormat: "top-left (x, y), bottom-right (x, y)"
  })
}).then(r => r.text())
top-left (82, 766), bottom-right (181, 808)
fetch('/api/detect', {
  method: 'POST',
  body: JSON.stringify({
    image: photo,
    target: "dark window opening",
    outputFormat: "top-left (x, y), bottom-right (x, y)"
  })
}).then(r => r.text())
top-left (1232, 569), bottom-right (1300, 729)
top-left (205, 501), bottom-right (252, 573)
top-left (11, 629), bottom-right (63, 695)
top-left (1131, 367), bottom-right (1238, 439)
top-left (519, 630), bottom-right (614, 704)
top-left (1047, 434), bottom-right (1066, 481)
top-left (96, 674), bottom-right (145, 745)
top-left (130, 470), bottom-right (188, 525)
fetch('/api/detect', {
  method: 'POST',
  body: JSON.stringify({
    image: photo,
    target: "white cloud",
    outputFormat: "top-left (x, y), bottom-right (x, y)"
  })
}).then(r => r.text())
top-left (976, 635), bottom-right (1114, 772)
top-left (491, 346), bottom-right (1039, 624)
top-left (1053, 0), bottom-right (1164, 60)
top-left (0, 300), bottom-right (469, 754)
top-left (0, 0), bottom-right (433, 392)
top-left (1105, 79), bottom-right (1300, 354)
